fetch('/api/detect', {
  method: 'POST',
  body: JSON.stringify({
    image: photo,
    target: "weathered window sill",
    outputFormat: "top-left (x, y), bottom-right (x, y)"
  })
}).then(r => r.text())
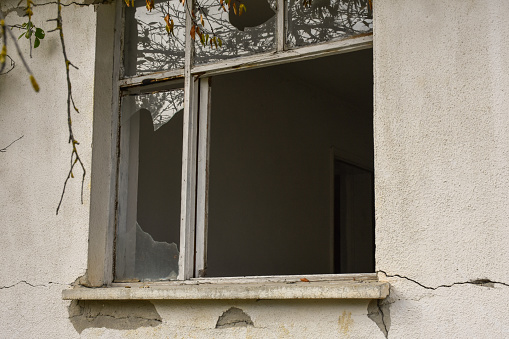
top-left (62, 274), bottom-right (389, 300)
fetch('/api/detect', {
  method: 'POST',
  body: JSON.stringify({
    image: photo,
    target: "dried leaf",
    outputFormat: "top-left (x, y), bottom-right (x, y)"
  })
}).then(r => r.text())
top-left (239, 3), bottom-right (246, 15)
top-left (145, 0), bottom-right (154, 11)
top-left (300, 278), bottom-right (310, 282)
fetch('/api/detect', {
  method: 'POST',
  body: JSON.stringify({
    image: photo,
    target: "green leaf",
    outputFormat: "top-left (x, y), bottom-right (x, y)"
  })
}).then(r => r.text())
top-left (35, 28), bottom-right (45, 39)
top-left (18, 32), bottom-right (25, 40)
top-left (34, 37), bottom-right (40, 48)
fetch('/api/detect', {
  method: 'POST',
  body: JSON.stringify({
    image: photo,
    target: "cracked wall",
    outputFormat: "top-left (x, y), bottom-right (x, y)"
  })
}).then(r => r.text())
top-left (0, 0), bottom-right (96, 337)
top-left (373, 0), bottom-right (509, 337)
top-left (2, 0), bottom-right (509, 337)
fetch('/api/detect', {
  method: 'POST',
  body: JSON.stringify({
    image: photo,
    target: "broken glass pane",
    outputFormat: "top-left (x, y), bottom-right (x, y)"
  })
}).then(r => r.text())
top-left (134, 89), bottom-right (184, 131)
top-left (287, 0), bottom-right (372, 48)
top-left (135, 223), bottom-right (179, 280)
top-left (194, 0), bottom-right (276, 64)
top-left (124, 0), bottom-right (186, 76)
top-left (116, 88), bottom-right (183, 282)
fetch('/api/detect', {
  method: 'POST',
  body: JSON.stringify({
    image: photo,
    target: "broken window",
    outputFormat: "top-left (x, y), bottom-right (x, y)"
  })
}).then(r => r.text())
top-left (116, 86), bottom-right (184, 281)
top-left (124, 0), bottom-right (186, 76)
top-left (194, 0), bottom-right (277, 64)
top-left (115, 0), bottom-right (373, 281)
top-left (287, 0), bottom-right (372, 48)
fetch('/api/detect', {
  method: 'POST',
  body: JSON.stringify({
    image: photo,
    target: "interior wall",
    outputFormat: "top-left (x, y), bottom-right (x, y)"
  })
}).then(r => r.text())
top-left (206, 50), bottom-right (373, 276)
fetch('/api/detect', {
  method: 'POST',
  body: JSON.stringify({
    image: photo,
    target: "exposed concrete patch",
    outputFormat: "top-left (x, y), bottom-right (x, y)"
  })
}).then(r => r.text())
top-left (68, 300), bottom-right (162, 334)
top-left (215, 307), bottom-right (254, 329)
top-left (367, 299), bottom-right (390, 338)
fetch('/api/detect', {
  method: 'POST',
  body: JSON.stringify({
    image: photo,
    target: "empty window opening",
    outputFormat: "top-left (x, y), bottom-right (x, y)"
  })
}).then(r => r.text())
top-left (205, 48), bottom-right (374, 277)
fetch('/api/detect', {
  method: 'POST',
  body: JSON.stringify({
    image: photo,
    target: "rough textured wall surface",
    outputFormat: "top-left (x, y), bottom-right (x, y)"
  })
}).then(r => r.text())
top-left (374, 0), bottom-right (509, 337)
top-left (0, 1), bottom-right (95, 337)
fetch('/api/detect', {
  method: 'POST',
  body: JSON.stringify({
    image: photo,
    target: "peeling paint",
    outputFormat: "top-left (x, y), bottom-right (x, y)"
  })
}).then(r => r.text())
top-left (216, 307), bottom-right (254, 329)
top-left (367, 299), bottom-right (390, 338)
top-left (68, 300), bottom-right (162, 334)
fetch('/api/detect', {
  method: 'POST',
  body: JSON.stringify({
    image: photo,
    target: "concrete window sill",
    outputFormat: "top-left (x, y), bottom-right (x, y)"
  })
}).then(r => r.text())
top-left (62, 274), bottom-right (389, 300)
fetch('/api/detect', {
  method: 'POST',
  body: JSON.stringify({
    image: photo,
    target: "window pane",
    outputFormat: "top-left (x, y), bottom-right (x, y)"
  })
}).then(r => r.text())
top-left (124, 0), bottom-right (186, 76)
top-left (287, 0), bottom-right (372, 48)
top-left (116, 89), bottom-right (184, 281)
top-left (194, 0), bottom-right (276, 64)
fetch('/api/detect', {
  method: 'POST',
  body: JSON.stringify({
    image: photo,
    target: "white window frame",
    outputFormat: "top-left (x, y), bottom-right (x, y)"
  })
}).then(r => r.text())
top-left (85, 0), bottom-right (374, 287)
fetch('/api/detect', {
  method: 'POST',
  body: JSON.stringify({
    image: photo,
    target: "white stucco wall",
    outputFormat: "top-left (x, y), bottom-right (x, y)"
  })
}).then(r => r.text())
top-left (0, 1), bottom-right (95, 337)
top-left (1, 0), bottom-right (509, 338)
top-left (374, 0), bottom-right (509, 337)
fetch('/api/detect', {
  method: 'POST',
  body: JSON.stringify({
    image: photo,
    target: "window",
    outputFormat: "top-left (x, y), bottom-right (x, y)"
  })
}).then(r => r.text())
top-left (112, 0), bottom-right (373, 283)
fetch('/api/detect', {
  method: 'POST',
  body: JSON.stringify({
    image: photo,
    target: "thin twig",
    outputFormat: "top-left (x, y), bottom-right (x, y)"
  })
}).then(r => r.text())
top-left (0, 55), bottom-right (15, 75)
top-left (52, 0), bottom-right (86, 214)
top-left (0, 135), bottom-right (24, 153)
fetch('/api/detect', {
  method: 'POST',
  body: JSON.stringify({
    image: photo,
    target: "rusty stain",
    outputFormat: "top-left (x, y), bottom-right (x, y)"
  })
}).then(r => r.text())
top-left (338, 311), bottom-right (353, 335)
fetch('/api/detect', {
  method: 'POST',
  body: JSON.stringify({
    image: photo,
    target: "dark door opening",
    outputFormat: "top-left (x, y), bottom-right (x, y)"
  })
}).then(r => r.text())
top-left (334, 159), bottom-right (375, 273)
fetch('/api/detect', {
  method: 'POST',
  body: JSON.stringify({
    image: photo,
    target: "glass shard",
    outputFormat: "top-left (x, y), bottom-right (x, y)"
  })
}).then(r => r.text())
top-left (124, 0), bottom-right (186, 76)
top-left (287, 0), bottom-right (372, 48)
top-left (135, 223), bottom-right (179, 280)
top-left (194, 0), bottom-right (276, 64)
top-left (134, 89), bottom-right (184, 131)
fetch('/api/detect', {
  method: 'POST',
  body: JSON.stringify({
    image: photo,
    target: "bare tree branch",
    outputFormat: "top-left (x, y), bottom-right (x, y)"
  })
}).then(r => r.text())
top-left (50, 0), bottom-right (86, 215)
top-left (0, 135), bottom-right (24, 153)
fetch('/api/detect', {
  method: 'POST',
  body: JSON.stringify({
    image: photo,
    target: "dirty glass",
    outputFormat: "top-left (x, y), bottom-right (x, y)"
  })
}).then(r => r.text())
top-left (124, 0), bottom-right (186, 76)
top-left (287, 0), bottom-right (372, 48)
top-left (194, 0), bottom-right (276, 64)
top-left (116, 89), bottom-right (184, 281)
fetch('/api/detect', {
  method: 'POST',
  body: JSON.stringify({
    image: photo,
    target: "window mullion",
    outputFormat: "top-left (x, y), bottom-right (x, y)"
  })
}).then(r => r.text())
top-left (195, 77), bottom-right (211, 278)
top-left (276, 0), bottom-right (285, 51)
top-left (178, 0), bottom-right (199, 280)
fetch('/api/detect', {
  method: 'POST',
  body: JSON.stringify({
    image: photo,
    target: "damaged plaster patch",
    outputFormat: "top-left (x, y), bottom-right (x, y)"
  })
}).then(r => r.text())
top-left (368, 299), bottom-right (391, 338)
top-left (68, 300), bottom-right (162, 334)
top-left (216, 307), bottom-right (254, 329)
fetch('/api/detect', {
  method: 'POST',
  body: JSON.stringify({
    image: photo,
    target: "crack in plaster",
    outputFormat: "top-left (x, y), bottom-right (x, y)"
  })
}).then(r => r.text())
top-left (368, 287), bottom-right (391, 338)
top-left (0, 281), bottom-right (68, 289)
top-left (377, 270), bottom-right (509, 290)
top-left (368, 271), bottom-right (509, 338)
